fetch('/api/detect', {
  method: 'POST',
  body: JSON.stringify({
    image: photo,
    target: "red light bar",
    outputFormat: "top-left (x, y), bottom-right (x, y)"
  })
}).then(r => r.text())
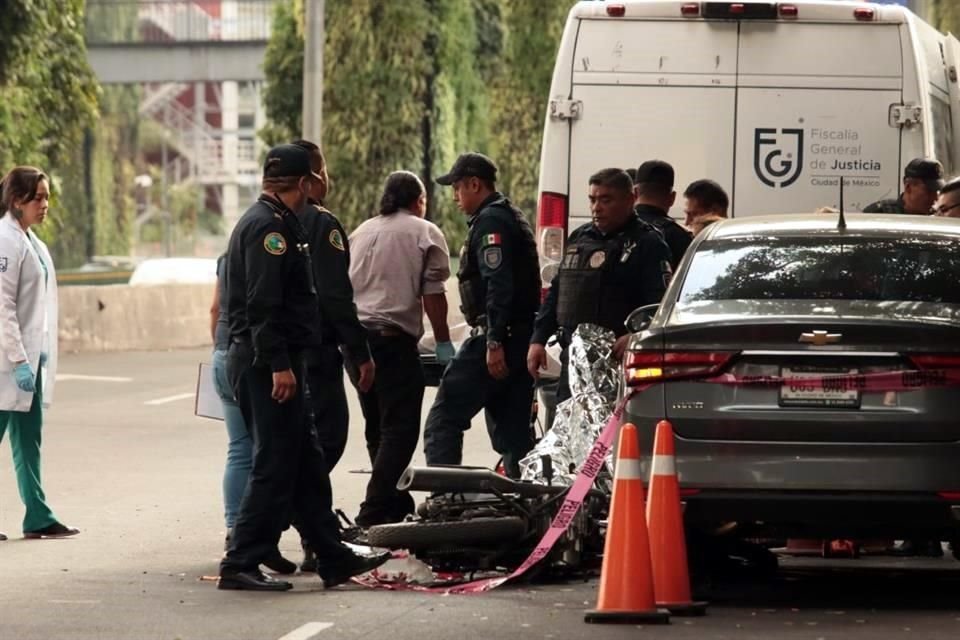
top-left (779, 4), bottom-right (798, 18)
top-left (606, 4), bottom-right (626, 17)
top-left (681, 3), bottom-right (700, 16)
top-left (853, 7), bottom-right (875, 21)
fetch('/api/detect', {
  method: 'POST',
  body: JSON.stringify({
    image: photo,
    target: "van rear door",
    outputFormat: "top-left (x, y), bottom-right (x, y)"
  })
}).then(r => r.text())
top-left (945, 33), bottom-right (960, 173)
top-left (568, 19), bottom-right (739, 225)
top-left (734, 23), bottom-right (904, 215)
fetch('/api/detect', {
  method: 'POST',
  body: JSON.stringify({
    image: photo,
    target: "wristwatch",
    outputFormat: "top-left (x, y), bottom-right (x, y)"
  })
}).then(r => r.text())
top-left (486, 339), bottom-right (503, 351)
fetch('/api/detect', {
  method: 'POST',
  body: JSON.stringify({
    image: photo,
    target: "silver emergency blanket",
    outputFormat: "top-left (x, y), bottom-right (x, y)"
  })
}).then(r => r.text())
top-left (520, 324), bottom-right (619, 485)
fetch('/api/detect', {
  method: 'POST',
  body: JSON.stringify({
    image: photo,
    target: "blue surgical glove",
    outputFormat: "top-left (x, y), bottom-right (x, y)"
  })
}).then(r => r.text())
top-left (435, 341), bottom-right (455, 365)
top-left (13, 363), bottom-right (36, 393)
top-left (39, 352), bottom-right (48, 367)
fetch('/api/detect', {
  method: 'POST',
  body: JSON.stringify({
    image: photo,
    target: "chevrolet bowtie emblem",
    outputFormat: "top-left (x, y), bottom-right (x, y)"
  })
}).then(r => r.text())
top-left (799, 330), bottom-right (842, 346)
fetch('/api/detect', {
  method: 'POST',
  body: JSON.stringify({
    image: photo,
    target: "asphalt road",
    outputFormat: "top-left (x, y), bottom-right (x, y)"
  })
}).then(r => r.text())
top-left (2, 348), bottom-right (960, 640)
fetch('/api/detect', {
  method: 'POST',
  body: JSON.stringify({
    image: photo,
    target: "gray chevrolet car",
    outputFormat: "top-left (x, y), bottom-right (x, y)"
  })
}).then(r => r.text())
top-left (623, 213), bottom-right (960, 542)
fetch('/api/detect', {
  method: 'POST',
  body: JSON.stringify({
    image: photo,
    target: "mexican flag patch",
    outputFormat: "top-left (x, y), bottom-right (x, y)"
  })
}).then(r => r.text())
top-left (482, 233), bottom-right (502, 247)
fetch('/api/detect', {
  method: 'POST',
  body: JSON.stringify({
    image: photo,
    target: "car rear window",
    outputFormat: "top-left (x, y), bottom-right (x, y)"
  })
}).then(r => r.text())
top-left (680, 237), bottom-right (960, 304)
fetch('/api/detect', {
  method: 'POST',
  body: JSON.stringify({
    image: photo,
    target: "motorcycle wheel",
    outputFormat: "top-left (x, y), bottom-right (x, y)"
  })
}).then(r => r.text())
top-left (366, 517), bottom-right (527, 550)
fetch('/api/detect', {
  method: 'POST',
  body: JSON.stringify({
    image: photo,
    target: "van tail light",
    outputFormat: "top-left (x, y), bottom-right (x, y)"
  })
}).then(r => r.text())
top-left (703, 2), bottom-right (777, 19)
top-left (681, 3), bottom-right (700, 17)
top-left (606, 4), bottom-right (626, 17)
top-left (537, 191), bottom-right (568, 300)
top-left (907, 354), bottom-right (960, 371)
top-left (853, 7), bottom-right (875, 21)
top-left (625, 351), bottom-right (737, 385)
top-left (937, 492), bottom-right (960, 502)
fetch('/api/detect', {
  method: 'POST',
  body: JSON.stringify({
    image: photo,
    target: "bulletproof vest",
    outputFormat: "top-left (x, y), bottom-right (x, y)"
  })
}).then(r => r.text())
top-left (457, 197), bottom-right (540, 326)
top-left (556, 229), bottom-right (641, 334)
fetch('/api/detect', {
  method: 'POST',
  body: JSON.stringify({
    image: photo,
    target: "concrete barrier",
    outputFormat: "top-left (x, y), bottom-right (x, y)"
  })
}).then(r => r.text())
top-left (59, 284), bottom-right (213, 353)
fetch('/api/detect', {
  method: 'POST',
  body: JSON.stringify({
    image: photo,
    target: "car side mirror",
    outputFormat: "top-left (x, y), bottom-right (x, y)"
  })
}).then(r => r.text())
top-left (625, 303), bottom-right (659, 333)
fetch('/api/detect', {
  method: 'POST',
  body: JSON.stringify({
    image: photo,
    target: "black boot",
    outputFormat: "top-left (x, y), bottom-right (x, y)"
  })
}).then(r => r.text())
top-left (300, 543), bottom-right (318, 573)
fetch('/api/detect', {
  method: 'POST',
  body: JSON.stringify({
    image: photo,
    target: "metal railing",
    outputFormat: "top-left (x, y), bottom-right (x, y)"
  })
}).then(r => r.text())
top-left (85, 0), bottom-right (277, 44)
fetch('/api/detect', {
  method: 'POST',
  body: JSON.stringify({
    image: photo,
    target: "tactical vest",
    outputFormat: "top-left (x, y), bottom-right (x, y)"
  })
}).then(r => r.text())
top-left (457, 198), bottom-right (540, 327)
top-left (555, 230), bottom-right (640, 334)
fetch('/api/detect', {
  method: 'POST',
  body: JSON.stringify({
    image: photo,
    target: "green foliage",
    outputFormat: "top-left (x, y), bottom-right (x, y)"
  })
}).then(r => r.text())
top-left (934, 0), bottom-right (960, 34)
top-left (260, 0), bottom-right (570, 250)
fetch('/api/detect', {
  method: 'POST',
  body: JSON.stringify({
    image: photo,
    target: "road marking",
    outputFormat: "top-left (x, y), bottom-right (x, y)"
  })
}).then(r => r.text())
top-left (47, 599), bottom-right (101, 604)
top-left (144, 392), bottom-right (194, 406)
top-left (277, 622), bottom-right (334, 640)
top-left (56, 374), bottom-right (133, 383)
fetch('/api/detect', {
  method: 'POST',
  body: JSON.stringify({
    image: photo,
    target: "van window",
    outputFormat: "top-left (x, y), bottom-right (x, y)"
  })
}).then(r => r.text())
top-left (930, 94), bottom-right (954, 175)
top-left (680, 237), bottom-right (960, 304)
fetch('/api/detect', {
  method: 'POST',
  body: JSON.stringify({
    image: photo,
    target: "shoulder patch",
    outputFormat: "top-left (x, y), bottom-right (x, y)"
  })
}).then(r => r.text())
top-left (329, 229), bottom-right (345, 251)
top-left (483, 246), bottom-right (502, 270)
top-left (482, 233), bottom-right (502, 248)
top-left (263, 232), bottom-right (287, 256)
top-left (0, 257), bottom-right (7, 272)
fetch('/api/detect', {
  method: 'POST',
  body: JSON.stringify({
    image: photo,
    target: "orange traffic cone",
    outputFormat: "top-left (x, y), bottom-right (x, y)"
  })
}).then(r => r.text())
top-left (585, 423), bottom-right (670, 625)
top-left (646, 420), bottom-right (708, 616)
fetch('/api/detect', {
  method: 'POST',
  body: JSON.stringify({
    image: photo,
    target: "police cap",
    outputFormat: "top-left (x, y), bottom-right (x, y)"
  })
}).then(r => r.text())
top-left (436, 152), bottom-right (498, 186)
top-left (903, 158), bottom-right (945, 191)
top-left (264, 144), bottom-right (323, 181)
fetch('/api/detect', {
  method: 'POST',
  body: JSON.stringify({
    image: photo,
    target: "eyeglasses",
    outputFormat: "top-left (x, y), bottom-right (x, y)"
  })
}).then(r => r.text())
top-left (935, 201), bottom-right (960, 216)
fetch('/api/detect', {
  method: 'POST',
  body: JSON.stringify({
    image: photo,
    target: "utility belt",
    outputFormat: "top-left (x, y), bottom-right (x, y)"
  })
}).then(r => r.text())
top-left (469, 322), bottom-right (532, 339)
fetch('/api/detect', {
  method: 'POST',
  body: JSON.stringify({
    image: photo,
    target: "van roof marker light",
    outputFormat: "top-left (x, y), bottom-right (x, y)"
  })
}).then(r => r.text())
top-left (681, 3), bottom-right (700, 17)
top-left (729, 3), bottom-right (746, 15)
top-left (854, 7), bottom-right (875, 21)
top-left (778, 4), bottom-right (798, 18)
top-left (606, 4), bottom-right (626, 17)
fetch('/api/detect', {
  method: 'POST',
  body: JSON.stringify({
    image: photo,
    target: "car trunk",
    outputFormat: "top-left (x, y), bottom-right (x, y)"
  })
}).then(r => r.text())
top-left (660, 314), bottom-right (960, 443)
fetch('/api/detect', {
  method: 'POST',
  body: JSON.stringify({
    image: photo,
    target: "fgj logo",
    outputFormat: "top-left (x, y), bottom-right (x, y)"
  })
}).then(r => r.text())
top-left (754, 128), bottom-right (804, 188)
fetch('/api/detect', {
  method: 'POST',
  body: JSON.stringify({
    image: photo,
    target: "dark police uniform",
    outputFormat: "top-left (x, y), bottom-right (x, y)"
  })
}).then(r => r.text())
top-left (219, 145), bottom-right (386, 590)
top-left (532, 216), bottom-right (672, 402)
top-left (298, 199), bottom-right (370, 472)
top-left (423, 191), bottom-right (541, 478)
top-left (862, 196), bottom-right (906, 214)
top-left (864, 158), bottom-right (944, 215)
top-left (635, 204), bottom-right (691, 270)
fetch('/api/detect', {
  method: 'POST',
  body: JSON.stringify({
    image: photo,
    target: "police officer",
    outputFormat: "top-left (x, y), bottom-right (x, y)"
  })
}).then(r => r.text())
top-left (292, 139), bottom-right (373, 472)
top-left (863, 158), bottom-right (944, 215)
top-left (527, 168), bottom-right (672, 402)
top-left (633, 160), bottom-right (691, 270)
top-left (290, 139), bottom-right (375, 572)
top-left (218, 144), bottom-right (388, 592)
top-left (422, 152), bottom-right (541, 478)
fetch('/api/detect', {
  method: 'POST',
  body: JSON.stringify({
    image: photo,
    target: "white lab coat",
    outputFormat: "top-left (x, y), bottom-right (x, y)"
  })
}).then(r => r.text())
top-left (0, 213), bottom-right (58, 411)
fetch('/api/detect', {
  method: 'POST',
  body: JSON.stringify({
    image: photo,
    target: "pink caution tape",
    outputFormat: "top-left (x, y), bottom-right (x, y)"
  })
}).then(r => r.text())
top-left (353, 387), bottom-right (645, 595)
top-left (706, 368), bottom-right (960, 392)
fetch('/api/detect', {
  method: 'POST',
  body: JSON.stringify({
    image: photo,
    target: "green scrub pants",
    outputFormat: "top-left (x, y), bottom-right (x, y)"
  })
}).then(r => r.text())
top-left (0, 369), bottom-right (57, 533)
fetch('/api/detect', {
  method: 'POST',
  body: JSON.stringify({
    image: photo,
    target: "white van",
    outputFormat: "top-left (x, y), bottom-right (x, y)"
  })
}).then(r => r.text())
top-left (535, 0), bottom-right (960, 281)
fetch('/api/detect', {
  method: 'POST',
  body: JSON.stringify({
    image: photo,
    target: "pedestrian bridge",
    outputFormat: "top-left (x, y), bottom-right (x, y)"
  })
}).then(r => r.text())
top-left (85, 0), bottom-right (274, 84)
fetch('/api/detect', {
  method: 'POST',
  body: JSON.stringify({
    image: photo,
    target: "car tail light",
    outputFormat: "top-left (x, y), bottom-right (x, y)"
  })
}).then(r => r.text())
top-left (537, 191), bottom-right (568, 299)
top-left (681, 3), bottom-right (700, 17)
top-left (937, 491), bottom-right (960, 502)
top-left (853, 7), bottom-right (875, 21)
top-left (606, 4), bottom-right (626, 17)
top-left (625, 351), bottom-right (737, 385)
top-left (907, 354), bottom-right (960, 370)
top-left (778, 4), bottom-right (798, 18)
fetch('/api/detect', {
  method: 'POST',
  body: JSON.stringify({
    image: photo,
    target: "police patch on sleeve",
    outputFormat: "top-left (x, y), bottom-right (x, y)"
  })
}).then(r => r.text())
top-left (482, 233), bottom-right (502, 248)
top-left (588, 250), bottom-right (606, 268)
top-left (483, 246), bottom-right (502, 270)
top-left (264, 232), bottom-right (287, 256)
top-left (329, 229), bottom-right (345, 251)
top-left (0, 257), bottom-right (7, 273)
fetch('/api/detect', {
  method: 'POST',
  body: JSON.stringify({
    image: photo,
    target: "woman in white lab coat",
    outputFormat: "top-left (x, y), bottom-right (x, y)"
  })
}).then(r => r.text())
top-left (0, 166), bottom-right (77, 540)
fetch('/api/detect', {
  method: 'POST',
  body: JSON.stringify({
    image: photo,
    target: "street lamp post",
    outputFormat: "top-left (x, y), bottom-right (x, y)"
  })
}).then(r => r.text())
top-left (302, 0), bottom-right (325, 144)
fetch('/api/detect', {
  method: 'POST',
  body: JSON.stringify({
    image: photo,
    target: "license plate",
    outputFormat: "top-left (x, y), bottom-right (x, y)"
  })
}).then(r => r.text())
top-left (779, 367), bottom-right (861, 408)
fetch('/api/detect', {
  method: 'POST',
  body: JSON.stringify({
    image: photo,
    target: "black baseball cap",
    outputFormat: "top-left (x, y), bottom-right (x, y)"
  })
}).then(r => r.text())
top-left (263, 144), bottom-right (323, 181)
top-left (903, 158), bottom-right (944, 191)
top-left (436, 152), bottom-right (498, 186)
top-left (634, 160), bottom-right (675, 190)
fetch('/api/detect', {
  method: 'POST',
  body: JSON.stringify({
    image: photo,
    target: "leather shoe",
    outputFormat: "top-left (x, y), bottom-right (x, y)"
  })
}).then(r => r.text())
top-left (262, 550), bottom-right (297, 575)
top-left (218, 569), bottom-right (293, 591)
top-left (300, 545), bottom-right (318, 573)
top-left (24, 522), bottom-right (80, 539)
top-left (319, 551), bottom-right (391, 589)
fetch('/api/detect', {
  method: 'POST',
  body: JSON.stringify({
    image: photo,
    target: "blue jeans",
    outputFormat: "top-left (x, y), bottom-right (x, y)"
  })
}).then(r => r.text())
top-left (212, 349), bottom-right (252, 529)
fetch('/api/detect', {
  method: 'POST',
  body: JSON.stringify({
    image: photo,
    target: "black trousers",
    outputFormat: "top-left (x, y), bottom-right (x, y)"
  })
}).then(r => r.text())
top-left (220, 343), bottom-right (350, 574)
top-left (355, 333), bottom-right (425, 522)
top-left (423, 331), bottom-right (535, 478)
top-left (304, 345), bottom-right (349, 472)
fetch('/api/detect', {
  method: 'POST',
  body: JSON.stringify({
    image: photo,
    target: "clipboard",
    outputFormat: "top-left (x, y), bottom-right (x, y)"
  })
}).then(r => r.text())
top-left (195, 362), bottom-right (225, 421)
